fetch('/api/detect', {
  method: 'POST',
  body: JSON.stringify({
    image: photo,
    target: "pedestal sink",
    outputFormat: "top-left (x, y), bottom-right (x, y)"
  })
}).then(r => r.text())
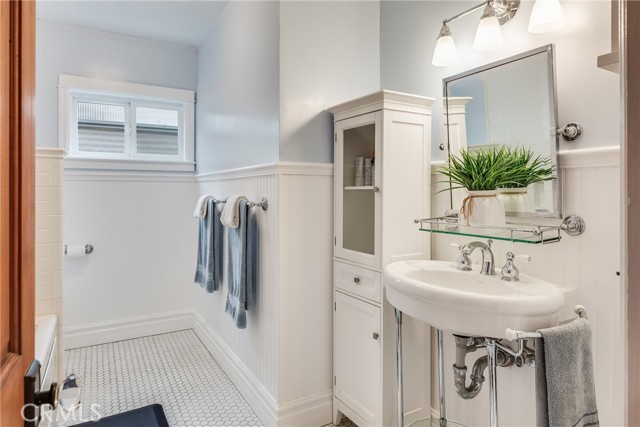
top-left (383, 259), bottom-right (578, 338)
top-left (385, 259), bottom-right (579, 427)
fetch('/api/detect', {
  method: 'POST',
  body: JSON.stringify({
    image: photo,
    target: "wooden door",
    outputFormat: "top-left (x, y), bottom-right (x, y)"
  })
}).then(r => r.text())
top-left (0, 1), bottom-right (36, 426)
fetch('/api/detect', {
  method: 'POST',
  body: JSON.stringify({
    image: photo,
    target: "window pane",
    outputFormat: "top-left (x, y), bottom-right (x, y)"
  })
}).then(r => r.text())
top-left (77, 102), bottom-right (126, 153)
top-left (136, 107), bottom-right (179, 155)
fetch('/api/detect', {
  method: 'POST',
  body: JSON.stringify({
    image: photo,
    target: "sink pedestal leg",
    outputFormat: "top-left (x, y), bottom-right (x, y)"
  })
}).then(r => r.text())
top-left (486, 339), bottom-right (498, 427)
top-left (395, 309), bottom-right (403, 427)
top-left (437, 329), bottom-right (447, 427)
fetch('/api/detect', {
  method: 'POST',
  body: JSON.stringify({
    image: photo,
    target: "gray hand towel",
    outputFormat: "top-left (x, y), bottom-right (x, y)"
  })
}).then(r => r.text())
top-left (194, 199), bottom-right (223, 292)
top-left (225, 200), bottom-right (257, 329)
top-left (535, 318), bottom-right (599, 427)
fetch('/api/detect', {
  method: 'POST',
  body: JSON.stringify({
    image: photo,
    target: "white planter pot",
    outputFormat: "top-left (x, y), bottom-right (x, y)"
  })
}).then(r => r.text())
top-left (461, 190), bottom-right (506, 227)
top-left (498, 187), bottom-right (534, 213)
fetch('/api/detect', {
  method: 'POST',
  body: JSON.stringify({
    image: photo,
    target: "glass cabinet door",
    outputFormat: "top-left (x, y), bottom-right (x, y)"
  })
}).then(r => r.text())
top-left (334, 111), bottom-right (381, 267)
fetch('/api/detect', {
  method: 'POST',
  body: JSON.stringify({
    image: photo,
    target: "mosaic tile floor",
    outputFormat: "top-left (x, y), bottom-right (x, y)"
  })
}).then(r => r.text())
top-left (55, 330), bottom-right (357, 427)
top-left (61, 330), bottom-right (261, 427)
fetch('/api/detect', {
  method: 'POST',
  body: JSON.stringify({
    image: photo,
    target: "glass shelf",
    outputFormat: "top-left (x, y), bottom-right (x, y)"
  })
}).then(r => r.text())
top-left (415, 213), bottom-right (571, 244)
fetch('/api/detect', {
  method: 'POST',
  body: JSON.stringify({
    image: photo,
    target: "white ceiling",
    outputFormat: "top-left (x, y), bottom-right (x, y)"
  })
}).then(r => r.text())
top-left (36, 0), bottom-right (229, 47)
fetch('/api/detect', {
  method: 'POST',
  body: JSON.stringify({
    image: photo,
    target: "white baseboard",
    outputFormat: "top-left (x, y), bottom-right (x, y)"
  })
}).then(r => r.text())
top-left (191, 312), bottom-right (278, 427)
top-left (64, 310), bottom-right (193, 349)
top-left (277, 390), bottom-right (332, 427)
top-left (66, 310), bottom-right (332, 427)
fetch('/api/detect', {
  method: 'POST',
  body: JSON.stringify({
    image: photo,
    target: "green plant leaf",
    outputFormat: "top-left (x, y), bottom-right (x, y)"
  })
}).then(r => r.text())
top-left (437, 145), bottom-right (556, 192)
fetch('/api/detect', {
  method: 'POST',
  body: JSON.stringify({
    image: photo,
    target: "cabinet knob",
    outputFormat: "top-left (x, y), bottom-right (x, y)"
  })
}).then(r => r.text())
top-left (353, 277), bottom-right (360, 284)
top-left (373, 332), bottom-right (379, 340)
top-left (373, 186), bottom-right (379, 192)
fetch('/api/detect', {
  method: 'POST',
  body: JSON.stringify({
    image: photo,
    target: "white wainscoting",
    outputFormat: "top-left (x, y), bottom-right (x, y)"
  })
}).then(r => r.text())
top-left (194, 169), bottom-right (279, 410)
top-left (276, 168), bottom-right (334, 426)
top-left (64, 310), bottom-right (194, 349)
top-left (429, 147), bottom-right (623, 426)
top-left (63, 173), bottom-right (198, 331)
top-left (62, 161), bottom-right (334, 427)
top-left (194, 162), bottom-right (334, 427)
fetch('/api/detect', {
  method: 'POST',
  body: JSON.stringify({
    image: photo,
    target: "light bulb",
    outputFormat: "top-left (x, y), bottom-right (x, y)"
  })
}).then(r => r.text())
top-left (473, 4), bottom-right (503, 51)
top-left (432, 23), bottom-right (458, 67)
top-left (528, 0), bottom-right (565, 33)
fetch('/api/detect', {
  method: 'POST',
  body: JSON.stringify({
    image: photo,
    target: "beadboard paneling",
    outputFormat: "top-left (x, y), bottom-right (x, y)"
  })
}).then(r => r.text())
top-left (429, 148), bottom-right (622, 426)
top-left (194, 163), bottom-right (334, 426)
top-left (277, 172), bottom-right (333, 410)
top-left (194, 172), bottom-right (279, 401)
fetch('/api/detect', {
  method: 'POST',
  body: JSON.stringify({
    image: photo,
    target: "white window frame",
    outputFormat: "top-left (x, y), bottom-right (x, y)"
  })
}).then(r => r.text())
top-left (59, 75), bottom-right (195, 172)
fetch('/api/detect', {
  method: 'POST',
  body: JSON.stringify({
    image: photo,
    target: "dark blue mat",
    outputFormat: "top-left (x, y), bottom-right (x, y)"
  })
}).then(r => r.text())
top-left (75, 404), bottom-right (170, 427)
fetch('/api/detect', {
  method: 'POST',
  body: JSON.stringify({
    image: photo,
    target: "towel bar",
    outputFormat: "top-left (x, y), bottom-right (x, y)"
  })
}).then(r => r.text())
top-left (505, 305), bottom-right (588, 341)
top-left (212, 197), bottom-right (268, 211)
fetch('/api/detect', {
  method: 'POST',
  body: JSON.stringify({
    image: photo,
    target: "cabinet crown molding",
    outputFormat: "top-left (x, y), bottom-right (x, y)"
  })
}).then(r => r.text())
top-left (328, 90), bottom-right (435, 122)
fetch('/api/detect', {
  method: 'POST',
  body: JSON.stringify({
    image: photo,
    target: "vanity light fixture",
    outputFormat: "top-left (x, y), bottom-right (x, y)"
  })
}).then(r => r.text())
top-left (432, 23), bottom-right (458, 67)
top-left (528, 0), bottom-right (565, 33)
top-left (432, 0), bottom-right (565, 67)
top-left (473, 3), bottom-right (503, 51)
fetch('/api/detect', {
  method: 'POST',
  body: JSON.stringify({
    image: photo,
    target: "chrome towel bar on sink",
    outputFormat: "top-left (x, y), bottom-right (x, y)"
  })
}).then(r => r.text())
top-left (505, 305), bottom-right (588, 341)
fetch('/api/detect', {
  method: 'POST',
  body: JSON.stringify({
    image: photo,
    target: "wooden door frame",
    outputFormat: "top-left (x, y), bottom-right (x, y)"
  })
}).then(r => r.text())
top-left (0, 1), bottom-right (35, 426)
top-left (623, 0), bottom-right (640, 425)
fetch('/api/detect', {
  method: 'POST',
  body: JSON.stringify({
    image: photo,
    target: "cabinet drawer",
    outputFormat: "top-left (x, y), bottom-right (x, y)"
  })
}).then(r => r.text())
top-left (334, 261), bottom-right (381, 303)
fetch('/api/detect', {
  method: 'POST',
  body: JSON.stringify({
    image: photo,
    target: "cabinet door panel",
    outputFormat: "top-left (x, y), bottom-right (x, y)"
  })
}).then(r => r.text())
top-left (334, 291), bottom-right (380, 425)
top-left (381, 110), bottom-right (431, 265)
top-left (334, 112), bottom-right (381, 267)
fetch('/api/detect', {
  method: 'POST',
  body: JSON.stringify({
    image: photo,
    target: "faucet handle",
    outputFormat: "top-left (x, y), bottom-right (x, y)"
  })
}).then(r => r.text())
top-left (451, 243), bottom-right (472, 271)
top-left (501, 252), bottom-right (531, 281)
top-left (505, 252), bottom-right (531, 262)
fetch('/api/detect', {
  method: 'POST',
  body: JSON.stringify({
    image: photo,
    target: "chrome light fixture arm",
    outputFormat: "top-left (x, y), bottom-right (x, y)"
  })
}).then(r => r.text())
top-left (442, 0), bottom-right (519, 27)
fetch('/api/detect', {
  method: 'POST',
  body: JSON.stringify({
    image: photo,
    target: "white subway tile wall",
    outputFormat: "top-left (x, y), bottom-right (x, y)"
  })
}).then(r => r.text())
top-left (36, 148), bottom-right (65, 383)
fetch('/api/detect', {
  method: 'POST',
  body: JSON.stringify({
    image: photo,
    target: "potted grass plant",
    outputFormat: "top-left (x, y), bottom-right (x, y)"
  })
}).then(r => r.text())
top-left (437, 146), bottom-right (512, 226)
top-left (497, 146), bottom-right (556, 214)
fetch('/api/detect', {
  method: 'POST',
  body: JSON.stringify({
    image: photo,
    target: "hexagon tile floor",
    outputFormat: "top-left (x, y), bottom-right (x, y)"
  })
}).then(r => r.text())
top-left (60, 329), bottom-right (357, 427)
top-left (62, 330), bottom-right (261, 427)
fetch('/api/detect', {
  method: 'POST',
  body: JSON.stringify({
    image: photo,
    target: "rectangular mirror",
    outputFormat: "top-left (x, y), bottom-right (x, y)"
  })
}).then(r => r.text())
top-left (444, 44), bottom-right (561, 218)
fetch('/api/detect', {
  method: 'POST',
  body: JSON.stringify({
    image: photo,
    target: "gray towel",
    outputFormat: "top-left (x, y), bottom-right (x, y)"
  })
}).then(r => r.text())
top-left (194, 199), bottom-right (223, 292)
top-left (224, 200), bottom-right (257, 329)
top-left (536, 318), bottom-right (599, 427)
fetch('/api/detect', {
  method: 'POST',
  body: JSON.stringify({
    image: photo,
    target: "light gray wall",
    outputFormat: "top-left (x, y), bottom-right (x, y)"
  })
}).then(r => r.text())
top-left (381, 0), bottom-right (619, 161)
top-left (36, 20), bottom-right (197, 148)
top-left (279, 1), bottom-right (380, 164)
top-left (195, 1), bottom-right (280, 173)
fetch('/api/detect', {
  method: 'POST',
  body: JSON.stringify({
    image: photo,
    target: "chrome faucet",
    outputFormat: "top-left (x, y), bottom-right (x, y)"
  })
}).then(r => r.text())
top-left (456, 240), bottom-right (496, 276)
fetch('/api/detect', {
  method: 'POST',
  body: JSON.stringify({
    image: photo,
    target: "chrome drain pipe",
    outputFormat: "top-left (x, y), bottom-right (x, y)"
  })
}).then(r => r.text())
top-left (452, 335), bottom-right (486, 399)
top-left (453, 356), bottom-right (488, 399)
top-left (452, 335), bottom-right (514, 401)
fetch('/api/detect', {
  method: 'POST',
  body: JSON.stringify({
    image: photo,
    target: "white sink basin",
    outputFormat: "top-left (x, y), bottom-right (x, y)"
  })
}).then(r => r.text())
top-left (383, 260), bottom-right (577, 338)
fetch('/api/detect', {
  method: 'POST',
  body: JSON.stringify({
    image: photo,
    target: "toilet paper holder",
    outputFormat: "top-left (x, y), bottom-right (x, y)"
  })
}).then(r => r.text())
top-left (64, 244), bottom-right (94, 256)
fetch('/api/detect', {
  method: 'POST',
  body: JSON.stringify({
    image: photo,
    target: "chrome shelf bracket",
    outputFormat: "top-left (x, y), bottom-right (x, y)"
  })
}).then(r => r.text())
top-left (561, 215), bottom-right (585, 236)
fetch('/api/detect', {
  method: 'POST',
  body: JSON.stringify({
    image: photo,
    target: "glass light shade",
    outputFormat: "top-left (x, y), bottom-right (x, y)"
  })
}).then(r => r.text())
top-left (432, 35), bottom-right (458, 67)
top-left (473, 15), bottom-right (503, 51)
top-left (528, 0), bottom-right (565, 33)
